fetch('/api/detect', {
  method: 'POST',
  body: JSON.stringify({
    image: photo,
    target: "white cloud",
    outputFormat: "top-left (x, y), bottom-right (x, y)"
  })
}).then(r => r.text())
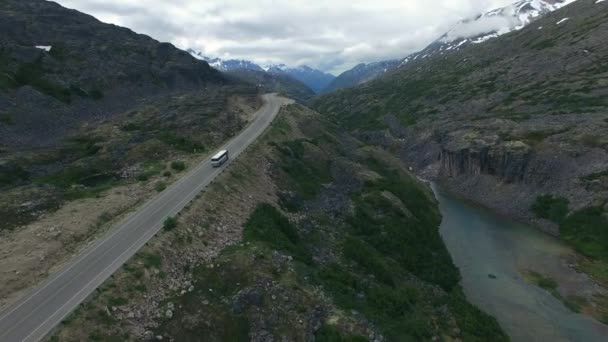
top-left (442, 15), bottom-right (518, 42)
top-left (54, 0), bottom-right (515, 74)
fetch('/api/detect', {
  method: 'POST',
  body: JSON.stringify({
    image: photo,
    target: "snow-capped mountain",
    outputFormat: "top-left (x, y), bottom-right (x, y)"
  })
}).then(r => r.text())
top-left (186, 49), bottom-right (334, 93)
top-left (322, 60), bottom-right (400, 93)
top-left (400, 0), bottom-right (578, 66)
top-left (186, 49), bottom-right (263, 72)
top-left (265, 64), bottom-right (335, 93)
top-left (323, 0), bottom-right (579, 93)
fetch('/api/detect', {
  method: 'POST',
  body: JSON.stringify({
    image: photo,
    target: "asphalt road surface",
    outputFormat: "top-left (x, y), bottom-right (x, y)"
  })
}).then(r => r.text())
top-left (0, 93), bottom-right (292, 342)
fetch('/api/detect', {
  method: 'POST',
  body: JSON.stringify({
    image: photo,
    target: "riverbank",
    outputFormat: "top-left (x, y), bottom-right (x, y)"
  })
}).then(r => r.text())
top-left (432, 183), bottom-right (608, 341)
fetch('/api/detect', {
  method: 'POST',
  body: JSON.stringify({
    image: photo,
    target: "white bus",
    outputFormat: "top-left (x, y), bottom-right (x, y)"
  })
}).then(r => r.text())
top-left (211, 149), bottom-right (229, 167)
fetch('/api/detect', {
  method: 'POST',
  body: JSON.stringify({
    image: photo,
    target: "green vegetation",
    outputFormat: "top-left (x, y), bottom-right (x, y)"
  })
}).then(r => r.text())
top-left (163, 216), bottom-right (177, 231)
top-left (0, 162), bottom-right (29, 187)
top-left (14, 58), bottom-right (73, 103)
top-left (120, 122), bottom-right (139, 131)
top-left (581, 169), bottom-right (608, 182)
top-left (155, 182), bottom-right (167, 192)
top-left (0, 72), bottom-right (16, 91)
top-left (141, 252), bottom-right (162, 268)
top-left (561, 206), bottom-right (608, 260)
top-left (170, 161), bottom-right (186, 171)
top-left (530, 39), bottom-right (557, 50)
top-left (315, 325), bottom-right (367, 342)
top-left (107, 296), bottom-right (128, 307)
top-left (243, 203), bottom-right (311, 263)
top-left (159, 132), bottom-right (204, 153)
top-left (353, 158), bottom-right (459, 290)
top-left (38, 159), bottom-right (120, 200)
top-left (531, 194), bottom-right (569, 224)
top-left (524, 270), bottom-right (586, 313)
top-left (0, 113), bottom-right (14, 125)
top-left (270, 139), bottom-right (332, 199)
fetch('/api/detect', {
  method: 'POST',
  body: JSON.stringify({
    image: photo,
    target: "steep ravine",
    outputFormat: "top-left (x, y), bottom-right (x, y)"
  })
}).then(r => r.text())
top-left (355, 115), bottom-right (608, 235)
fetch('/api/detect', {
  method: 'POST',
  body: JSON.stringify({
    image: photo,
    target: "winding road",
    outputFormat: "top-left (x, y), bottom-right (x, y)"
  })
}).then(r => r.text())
top-left (0, 93), bottom-right (291, 342)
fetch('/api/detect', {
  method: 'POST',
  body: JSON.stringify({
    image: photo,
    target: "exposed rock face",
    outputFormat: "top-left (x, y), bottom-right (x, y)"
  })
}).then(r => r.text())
top-left (439, 140), bottom-right (531, 183)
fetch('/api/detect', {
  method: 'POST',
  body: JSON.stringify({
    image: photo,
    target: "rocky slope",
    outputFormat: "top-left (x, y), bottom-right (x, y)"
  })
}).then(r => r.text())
top-left (53, 104), bottom-right (507, 341)
top-left (314, 0), bottom-right (608, 249)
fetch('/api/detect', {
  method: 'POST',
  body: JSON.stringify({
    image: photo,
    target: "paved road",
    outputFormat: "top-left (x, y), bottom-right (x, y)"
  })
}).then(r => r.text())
top-left (0, 93), bottom-right (291, 342)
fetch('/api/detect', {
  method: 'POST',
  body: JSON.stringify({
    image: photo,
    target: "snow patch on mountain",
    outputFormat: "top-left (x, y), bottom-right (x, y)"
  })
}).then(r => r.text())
top-left (186, 49), bottom-right (263, 72)
top-left (395, 0), bottom-right (578, 69)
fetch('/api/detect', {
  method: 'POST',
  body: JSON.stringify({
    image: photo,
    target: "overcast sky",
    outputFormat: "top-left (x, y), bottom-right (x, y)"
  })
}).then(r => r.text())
top-left (54, 0), bottom-right (516, 74)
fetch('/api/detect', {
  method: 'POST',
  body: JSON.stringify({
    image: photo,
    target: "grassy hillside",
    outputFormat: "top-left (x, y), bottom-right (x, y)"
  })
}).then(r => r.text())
top-left (53, 105), bottom-right (507, 341)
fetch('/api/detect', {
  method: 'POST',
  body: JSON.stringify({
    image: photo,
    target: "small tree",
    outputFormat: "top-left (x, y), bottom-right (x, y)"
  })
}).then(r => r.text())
top-left (163, 216), bottom-right (177, 231)
top-left (170, 161), bottom-right (186, 171)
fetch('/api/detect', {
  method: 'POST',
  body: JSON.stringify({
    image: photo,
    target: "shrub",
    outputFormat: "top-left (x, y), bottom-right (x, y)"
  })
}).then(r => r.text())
top-left (170, 161), bottom-right (186, 171)
top-left (342, 237), bottom-right (394, 286)
top-left (531, 194), bottom-right (569, 224)
top-left (163, 216), bottom-right (177, 231)
top-left (315, 325), bottom-right (367, 342)
top-left (155, 182), bottom-right (167, 192)
top-left (142, 252), bottom-right (162, 268)
top-left (136, 173), bottom-right (149, 182)
top-left (243, 203), bottom-right (311, 263)
top-left (121, 123), bottom-right (139, 131)
top-left (0, 113), bottom-right (14, 125)
top-left (560, 207), bottom-right (608, 260)
top-left (159, 133), bottom-right (204, 153)
top-left (162, 171), bottom-right (172, 177)
top-left (0, 162), bottom-right (29, 186)
top-left (14, 58), bottom-right (72, 103)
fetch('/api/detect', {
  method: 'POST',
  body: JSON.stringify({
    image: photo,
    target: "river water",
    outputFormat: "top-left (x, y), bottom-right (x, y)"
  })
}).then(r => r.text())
top-left (432, 184), bottom-right (608, 341)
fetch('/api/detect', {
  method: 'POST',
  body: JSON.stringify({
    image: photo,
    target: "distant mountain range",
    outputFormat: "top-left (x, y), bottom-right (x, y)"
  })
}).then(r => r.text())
top-left (326, 0), bottom-right (579, 92)
top-left (264, 64), bottom-right (335, 93)
top-left (186, 49), bottom-right (334, 94)
top-left (322, 60), bottom-right (400, 94)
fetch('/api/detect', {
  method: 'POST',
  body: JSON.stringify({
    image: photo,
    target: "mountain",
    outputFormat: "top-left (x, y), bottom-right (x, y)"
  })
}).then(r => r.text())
top-left (184, 50), bottom-right (334, 94)
top-left (0, 0), bottom-right (260, 228)
top-left (224, 69), bottom-right (315, 103)
top-left (186, 49), bottom-right (264, 72)
top-left (322, 59), bottom-right (400, 93)
top-left (265, 64), bottom-right (335, 93)
top-left (322, 0), bottom-right (578, 93)
top-left (403, 0), bottom-right (578, 62)
top-left (186, 50), bottom-right (315, 102)
top-left (314, 0), bottom-right (608, 298)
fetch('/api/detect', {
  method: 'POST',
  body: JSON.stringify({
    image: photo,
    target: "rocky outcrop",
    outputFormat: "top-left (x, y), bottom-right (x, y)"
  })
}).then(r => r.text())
top-left (439, 141), bottom-right (532, 183)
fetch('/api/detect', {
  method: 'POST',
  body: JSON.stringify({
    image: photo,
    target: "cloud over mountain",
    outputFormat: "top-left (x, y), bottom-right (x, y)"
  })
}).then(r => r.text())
top-left (55, 0), bottom-right (518, 74)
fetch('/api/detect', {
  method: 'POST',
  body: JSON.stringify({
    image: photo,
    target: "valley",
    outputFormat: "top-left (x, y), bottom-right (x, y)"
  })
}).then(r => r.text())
top-left (0, 0), bottom-right (607, 341)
